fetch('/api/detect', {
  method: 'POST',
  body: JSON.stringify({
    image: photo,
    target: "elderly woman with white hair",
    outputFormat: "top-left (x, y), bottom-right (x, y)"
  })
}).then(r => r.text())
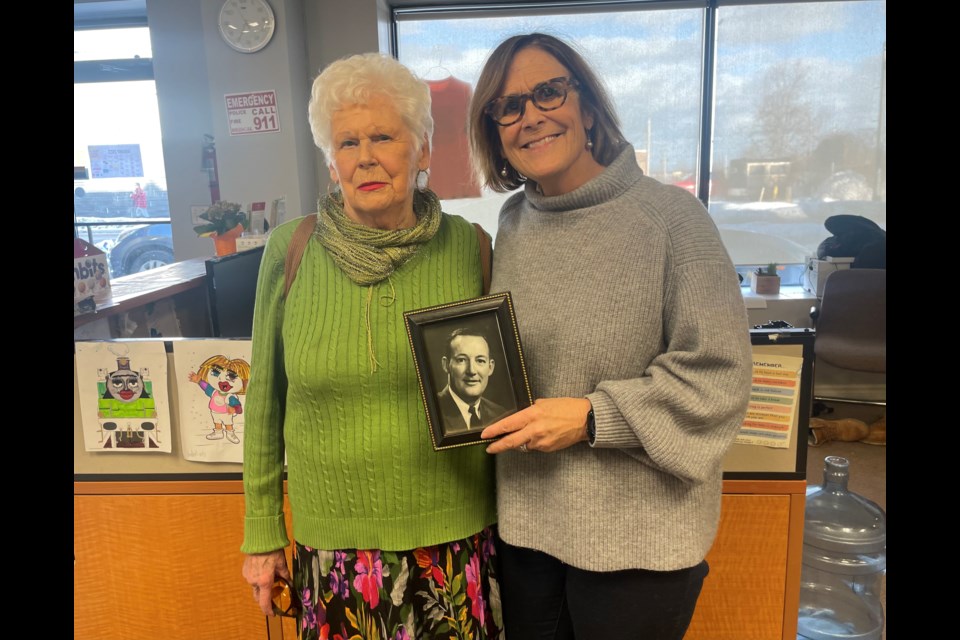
top-left (240, 52), bottom-right (502, 640)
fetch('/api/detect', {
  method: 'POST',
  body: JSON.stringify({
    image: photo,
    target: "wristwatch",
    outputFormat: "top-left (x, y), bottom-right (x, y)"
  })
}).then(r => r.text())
top-left (585, 403), bottom-right (596, 445)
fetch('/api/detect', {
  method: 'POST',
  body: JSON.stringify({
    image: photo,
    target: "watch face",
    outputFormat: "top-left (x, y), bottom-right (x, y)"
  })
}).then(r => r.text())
top-left (219, 0), bottom-right (275, 53)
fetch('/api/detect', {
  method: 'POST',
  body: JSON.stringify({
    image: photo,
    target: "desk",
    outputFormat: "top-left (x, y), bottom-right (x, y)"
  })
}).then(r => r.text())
top-left (744, 287), bottom-right (885, 403)
top-left (744, 286), bottom-right (818, 328)
top-left (74, 258), bottom-right (211, 338)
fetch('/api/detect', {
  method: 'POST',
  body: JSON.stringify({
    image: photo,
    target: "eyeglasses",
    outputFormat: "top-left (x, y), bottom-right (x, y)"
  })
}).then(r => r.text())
top-left (484, 77), bottom-right (580, 126)
top-left (271, 576), bottom-right (302, 618)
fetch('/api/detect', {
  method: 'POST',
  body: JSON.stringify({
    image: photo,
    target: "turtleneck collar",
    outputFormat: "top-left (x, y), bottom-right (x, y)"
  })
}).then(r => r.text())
top-left (522, 144), bottom-right (644, 213)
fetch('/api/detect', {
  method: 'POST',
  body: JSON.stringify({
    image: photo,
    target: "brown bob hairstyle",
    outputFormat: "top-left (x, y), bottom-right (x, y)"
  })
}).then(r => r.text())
top-left (468, 33), bottom-right (627, 193)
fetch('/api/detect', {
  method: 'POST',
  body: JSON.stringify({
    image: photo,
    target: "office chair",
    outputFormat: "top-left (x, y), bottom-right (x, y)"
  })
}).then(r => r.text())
top-left (809, 268), bottom-right (886, 408)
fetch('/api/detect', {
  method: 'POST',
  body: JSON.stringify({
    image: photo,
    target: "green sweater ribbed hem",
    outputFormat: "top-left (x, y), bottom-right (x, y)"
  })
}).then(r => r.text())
top-left (293, 505), bottom-right (497, 551)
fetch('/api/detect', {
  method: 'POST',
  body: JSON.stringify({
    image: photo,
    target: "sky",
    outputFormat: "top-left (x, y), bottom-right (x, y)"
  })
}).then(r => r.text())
top-left (74, 27), bottom-right (167, 193)
top-left (396, 0), bottom-right (886, 176)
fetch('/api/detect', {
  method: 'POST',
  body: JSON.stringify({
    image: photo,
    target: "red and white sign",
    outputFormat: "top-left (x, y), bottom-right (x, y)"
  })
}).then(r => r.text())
top-left (225, 90), bottom-right (281, 136)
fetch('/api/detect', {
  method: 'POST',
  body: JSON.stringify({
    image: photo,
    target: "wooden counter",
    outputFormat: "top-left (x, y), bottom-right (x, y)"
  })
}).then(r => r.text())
top-left (74, 258), bottom-right (212, 338)
top-left (74, 258), bottom-right (208, 330)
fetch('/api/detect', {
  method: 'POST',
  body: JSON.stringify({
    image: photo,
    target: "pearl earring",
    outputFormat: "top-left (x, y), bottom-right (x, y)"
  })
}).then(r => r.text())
top-left (500, 163), bottom-right (508, 178)
top-left (416, 168), bottom-right (429, 192)
top-left (586, 137), bottom-right (594, 150)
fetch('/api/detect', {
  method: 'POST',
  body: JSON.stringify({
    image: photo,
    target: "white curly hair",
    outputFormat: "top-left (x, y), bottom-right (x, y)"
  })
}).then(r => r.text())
top-left (308, 52), bottom-right (434, 163)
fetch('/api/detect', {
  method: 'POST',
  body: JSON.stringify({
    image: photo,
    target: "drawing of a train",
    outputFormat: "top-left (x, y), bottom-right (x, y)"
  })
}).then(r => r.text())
top-left (96, 356), bottom-right (161, 449)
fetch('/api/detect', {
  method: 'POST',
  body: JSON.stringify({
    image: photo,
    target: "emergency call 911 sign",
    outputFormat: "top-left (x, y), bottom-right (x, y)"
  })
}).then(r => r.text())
top-left (225, 90), bottom-right (281, 136)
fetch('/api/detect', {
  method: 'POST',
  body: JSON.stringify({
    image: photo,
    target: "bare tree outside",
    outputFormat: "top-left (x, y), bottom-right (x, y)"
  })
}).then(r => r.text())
top-left (749, 62), bottom-right (822, 159)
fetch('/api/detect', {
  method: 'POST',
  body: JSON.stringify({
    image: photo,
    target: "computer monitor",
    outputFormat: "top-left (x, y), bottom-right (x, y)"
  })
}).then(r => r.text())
top-left (204, 246), bottom-right (265, 338)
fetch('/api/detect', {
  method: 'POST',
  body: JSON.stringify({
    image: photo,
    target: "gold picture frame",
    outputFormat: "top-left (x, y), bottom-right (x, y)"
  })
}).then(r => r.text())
top-left (404, 292), bottom-right (533, 451)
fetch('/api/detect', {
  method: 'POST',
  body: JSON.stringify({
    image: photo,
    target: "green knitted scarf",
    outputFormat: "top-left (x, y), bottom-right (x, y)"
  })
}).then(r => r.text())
top-left (313, 189), bottom-right (443, 286)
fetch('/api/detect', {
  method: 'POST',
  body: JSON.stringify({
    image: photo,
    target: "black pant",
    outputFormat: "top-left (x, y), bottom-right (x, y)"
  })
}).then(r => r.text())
top-left (497, 540), bottom-right (709, 640)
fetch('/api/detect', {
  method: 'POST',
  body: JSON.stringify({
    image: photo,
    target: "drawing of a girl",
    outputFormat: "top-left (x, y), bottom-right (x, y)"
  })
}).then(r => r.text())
top-left (188, 354), bottom-right (251, 444)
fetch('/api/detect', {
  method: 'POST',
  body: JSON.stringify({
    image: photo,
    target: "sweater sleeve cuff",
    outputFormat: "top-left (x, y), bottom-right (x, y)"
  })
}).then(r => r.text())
top-left (584, 391), bottom-right (642, 448)
top-left (241, 513), bottom-right (290, 554)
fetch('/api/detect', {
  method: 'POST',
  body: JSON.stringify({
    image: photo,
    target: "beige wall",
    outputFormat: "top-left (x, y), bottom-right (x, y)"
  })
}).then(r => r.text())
top-left (144, 0), bottom-right (393, 265)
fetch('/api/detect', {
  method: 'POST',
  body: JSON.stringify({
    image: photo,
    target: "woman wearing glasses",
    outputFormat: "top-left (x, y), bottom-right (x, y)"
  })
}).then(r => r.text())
top-left (469, 34), bottom-right (753, 639)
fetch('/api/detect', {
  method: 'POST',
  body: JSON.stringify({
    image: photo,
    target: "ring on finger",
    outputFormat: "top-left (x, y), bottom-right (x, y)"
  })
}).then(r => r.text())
top-left (519, 443), bottom-right (529, 453)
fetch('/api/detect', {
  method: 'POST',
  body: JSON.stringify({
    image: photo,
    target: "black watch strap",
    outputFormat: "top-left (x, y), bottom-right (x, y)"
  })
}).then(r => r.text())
top-left (586, 404), bottom-right (596, 445)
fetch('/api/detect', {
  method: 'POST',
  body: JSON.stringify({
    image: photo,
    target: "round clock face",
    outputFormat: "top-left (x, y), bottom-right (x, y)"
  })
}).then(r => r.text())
top-left (219, 0), bottom-right (276, 54)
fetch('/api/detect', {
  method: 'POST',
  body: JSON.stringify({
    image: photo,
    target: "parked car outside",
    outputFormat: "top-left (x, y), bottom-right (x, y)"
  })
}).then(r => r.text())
top-left (672, 174), bottom-right (713, 197)
top-left (74, 180), bottom-right (170, 219)
top-left (108, 223), bottom-right (174, 278)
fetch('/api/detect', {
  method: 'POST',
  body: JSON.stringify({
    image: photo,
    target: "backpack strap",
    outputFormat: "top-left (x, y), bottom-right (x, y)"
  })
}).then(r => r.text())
top-left (474, 223), bottom-right (492, 295)
top-left (284, 214), bottom-right (318, 299)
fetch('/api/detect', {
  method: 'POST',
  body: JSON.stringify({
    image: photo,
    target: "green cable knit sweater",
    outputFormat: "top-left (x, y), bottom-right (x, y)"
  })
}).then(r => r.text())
top-left (241, 212), bottom-right (496, 554)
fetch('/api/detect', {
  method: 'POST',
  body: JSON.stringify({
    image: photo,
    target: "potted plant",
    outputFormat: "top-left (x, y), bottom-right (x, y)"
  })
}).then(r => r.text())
top-left (193, 201), bottom-right (249, 256)
top-left (750, 262), bottom-right (781, 294)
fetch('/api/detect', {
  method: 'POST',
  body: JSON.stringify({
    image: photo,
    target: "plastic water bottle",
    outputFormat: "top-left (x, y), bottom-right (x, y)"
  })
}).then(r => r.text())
top-left (797, 456), bottom-right (885, 640)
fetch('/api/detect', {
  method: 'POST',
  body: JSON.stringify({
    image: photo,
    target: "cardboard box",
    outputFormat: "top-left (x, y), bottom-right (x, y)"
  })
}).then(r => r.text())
top-left (802, 257), bottom-right (854, 296)
top-left (74, 238), bottom-right (111, 315)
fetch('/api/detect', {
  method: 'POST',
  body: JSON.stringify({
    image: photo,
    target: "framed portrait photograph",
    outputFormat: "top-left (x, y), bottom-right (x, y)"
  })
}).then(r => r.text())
top-left (404, 292), bottom-right (533, 451)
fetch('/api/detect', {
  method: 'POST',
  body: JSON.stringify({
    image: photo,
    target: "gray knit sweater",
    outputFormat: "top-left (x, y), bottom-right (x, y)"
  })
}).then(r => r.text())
top-left (490, 144), bottom-right (753, 572)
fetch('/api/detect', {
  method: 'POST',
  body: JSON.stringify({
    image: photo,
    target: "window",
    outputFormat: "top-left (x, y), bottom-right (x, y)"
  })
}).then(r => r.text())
top-left (395, 0), bottom-right (886, 287)
top-left (74, 25), bottom-right (174, 278)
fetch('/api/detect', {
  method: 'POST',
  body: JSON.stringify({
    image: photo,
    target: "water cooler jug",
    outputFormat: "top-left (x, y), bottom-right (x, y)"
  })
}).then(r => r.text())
top-left (797, 455), bottom-right (885, 640)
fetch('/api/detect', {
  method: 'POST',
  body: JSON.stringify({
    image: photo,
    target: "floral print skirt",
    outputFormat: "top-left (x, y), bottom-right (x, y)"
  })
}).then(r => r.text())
top-left (292, 526), bottom-right (503, 640)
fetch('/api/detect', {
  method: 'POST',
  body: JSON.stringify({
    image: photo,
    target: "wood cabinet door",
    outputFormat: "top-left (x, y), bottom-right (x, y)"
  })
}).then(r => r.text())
top-left (685, 493), bottom-right (799, 640)
top-left (75, 493), bottom-right (294, 640)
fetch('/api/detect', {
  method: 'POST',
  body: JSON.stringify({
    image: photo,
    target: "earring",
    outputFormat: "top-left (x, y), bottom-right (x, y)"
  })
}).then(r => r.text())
top-left (500, 162), bottom-right (509, 178)
top-left (416, 168), bottom-right (429, 192)
top-left (586, 136), bottom-right (594, 150)
top-left (326, 181), bottom-right (341, 197)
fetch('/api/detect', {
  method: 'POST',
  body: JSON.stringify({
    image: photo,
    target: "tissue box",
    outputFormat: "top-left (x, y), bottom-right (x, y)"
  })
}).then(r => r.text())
top-left (236, 235), bottom-right (268, 251)
top-left (74, 240), bottom-right (112, 314)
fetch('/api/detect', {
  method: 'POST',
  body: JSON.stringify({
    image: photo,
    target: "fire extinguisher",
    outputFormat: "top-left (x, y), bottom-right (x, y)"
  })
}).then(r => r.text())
top-left (202, 134), bottom-right (220, 204)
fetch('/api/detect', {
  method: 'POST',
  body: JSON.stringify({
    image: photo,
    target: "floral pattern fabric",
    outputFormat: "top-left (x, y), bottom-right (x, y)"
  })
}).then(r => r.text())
top-left (293, 526), bottom-right (503, 640)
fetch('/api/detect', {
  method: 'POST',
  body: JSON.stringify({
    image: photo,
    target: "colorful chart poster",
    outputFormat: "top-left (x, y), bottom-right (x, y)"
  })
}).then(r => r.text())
top-left (88, 144), bottom-right (144, 178)
top-left (75, 340), bottom-right (172, 453)
top-left (172, 340), bottom-right (252, 463)
top-left (736, 353), bottom-right (804, 448)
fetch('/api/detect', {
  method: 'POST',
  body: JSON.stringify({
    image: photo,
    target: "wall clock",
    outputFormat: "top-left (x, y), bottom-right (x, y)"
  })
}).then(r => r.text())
top-left (218, 0), bottom-right (276, 54)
